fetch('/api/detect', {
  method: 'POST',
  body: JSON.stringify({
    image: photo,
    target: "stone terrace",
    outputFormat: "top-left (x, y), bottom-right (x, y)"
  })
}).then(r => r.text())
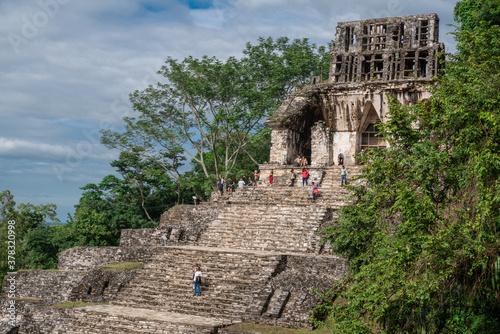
top-left (1, 164), bottom-right (360, 333)
top-left (112, 246), bottom-right (283, 321)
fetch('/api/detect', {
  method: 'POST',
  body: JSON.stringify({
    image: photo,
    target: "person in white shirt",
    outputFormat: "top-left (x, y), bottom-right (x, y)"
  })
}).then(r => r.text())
top-left (193, 267), bottom-right (202, 296)
top-left (341, 166), bottom-right (348, 186)
top-left (238, 178), bottom-right (246, 188)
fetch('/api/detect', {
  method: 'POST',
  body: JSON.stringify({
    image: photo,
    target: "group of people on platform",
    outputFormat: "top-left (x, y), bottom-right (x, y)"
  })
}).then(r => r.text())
top-left (293, 155), bottom-right (308, 167)
top-left (216, 152), bottom-right (348, 201)
top-left (289, 153), bottom-right (347, 202)
top-left (218, 169), bottom-right (273, 196)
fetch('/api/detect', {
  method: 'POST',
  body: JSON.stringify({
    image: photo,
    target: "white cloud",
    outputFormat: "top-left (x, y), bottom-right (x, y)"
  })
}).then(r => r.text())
top-left (0, 137), bottom-right (116, 162)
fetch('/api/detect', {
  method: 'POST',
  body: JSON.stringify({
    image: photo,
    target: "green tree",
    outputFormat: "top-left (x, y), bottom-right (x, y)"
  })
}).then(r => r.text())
top-left (24, 225), bottom-right (71, 269)
top-left (68, 173), bottom-right (161, 247)
top-left (0, 190), bottom-right (60, 290)
top-left (110, 152), bottom-right (180, 220)
top-left (315, 1), bottom-right (500, 333)
top-left (184, 127), bottom-right (272, 198)
top-left (67, 206), bottom-right (113, 247)
top-left (101, 37), bottom-right (328, 197)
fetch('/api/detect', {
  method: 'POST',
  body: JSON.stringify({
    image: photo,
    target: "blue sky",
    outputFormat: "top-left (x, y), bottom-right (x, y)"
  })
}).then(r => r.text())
top-left (0, 0), bottom-right (458, 221)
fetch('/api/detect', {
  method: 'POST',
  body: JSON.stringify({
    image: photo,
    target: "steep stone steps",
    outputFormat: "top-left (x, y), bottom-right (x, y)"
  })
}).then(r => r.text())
top-left (228, 187), bottom-right (350, 206)
top-left (319, 166), bottom-right (364, 188)
top-left (111, 246), bottom-right (281, 321)
top-left (50, 305), bottom-right (225, 334)
top-left (223, 167), bottom-right (363, 208)
top-left (197, 205), bottom-right (329, 253)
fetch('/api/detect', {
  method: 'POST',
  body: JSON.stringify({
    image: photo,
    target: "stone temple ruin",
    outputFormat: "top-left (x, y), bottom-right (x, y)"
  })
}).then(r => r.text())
top-left (1, 14), bottom-right (443, 334)
top-left (266, 13), bottom-right (444, 166)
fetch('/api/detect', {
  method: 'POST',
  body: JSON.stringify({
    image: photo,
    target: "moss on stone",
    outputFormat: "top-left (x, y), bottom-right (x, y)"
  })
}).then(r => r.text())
top-left (99, 262), bottom-right (144, 271)
top-left (51, 301), bottom-right (109, 309)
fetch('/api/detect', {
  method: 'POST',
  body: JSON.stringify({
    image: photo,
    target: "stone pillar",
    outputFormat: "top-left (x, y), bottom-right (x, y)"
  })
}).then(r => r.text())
top-left (269, 129), bottom-right (289, 164)
top-left (311, 121), bottom-right (333, 166)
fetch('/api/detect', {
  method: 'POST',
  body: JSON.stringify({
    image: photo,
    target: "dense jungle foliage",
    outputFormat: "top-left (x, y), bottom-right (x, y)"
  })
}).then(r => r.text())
top-left (315, 0), bottom-right (500, 332)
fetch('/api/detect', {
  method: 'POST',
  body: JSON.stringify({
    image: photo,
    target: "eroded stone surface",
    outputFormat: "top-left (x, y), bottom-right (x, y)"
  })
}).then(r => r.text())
top-left (266, 14), bottom-right (444, 166)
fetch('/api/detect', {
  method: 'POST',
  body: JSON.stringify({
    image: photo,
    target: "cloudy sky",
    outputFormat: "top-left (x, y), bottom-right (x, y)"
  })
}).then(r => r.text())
top-left (1, 0), bottom-right (458, 221)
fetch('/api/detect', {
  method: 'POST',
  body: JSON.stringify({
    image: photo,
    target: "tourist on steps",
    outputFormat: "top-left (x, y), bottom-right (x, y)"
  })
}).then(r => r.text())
top-left (268, 170), bottom-right (274, 185)
top-left (227, 178), bottom-right (235, 195)
top-left (191, 264), bottom-right (197, 292)
top-left (238, 178), bottom-right (246, 188)
top-left (301, 168), bottom-right (309, 187)
top-left (341, 165), bottom-right (348, 186)
top-left (312, 182), bottom-right (318, 202)
top-left (217, 176), bottom-right (224, 196)
top-left (254, 170), bottom-right (260, 186)
top-left (193, 266), bottom-right (202, 296)
top-left (289, 169), bottom-right (296, 187)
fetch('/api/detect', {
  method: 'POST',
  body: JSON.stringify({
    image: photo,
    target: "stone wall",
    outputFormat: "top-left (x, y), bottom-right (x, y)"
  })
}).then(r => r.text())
top-left (119, 226), bottom-right (169, 247)
top-left (269, 129), bottom-right (289, 164)
top-left (244, 254), bottom-right (348, 329)
top-left (311, 120), bottom-right (333, 166)
top-left (58, 246), bottom-right (158, 271)
top-left (258, 164), bottom-right (324, 186)
top-left (16, 305), bottom-right (63, 334)
top-left (69, 269), bottom-right (138, 303)
top-left (120, 205), bottom-right (218, 247)
top-left (332, 131), bottom-right (358, 165)
top-left (2, 270), bottom-right (86, 304)
top-left (0, 296), bottom-right (37, 334)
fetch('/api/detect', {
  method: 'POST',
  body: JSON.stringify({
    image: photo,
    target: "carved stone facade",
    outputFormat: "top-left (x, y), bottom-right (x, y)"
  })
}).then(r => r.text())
top-left (266, 14), bottom-right (444, 166)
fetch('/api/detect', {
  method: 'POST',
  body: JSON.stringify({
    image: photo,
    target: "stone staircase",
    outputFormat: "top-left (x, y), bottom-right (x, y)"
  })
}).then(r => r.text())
top-left (11, 165), bottom-right (362, 333)
top-left (198, 205), bottom-right (330, 253)
top-left (111, 246), bottom-right (281, 321)
top-left (319, 165), bottom-right (363, 189)
top-left (221, 165), bottom-right (363, 207)
top-left (197, 166), bottom-right (363, 254)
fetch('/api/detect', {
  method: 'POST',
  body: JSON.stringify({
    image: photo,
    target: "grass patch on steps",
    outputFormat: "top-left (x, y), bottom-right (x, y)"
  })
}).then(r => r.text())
top-left (223, 323), bottom-right (331, 333)
top-left (51, 302), bottom-right (109, 309)
top-left (99, 262), bottom-right (144, 271)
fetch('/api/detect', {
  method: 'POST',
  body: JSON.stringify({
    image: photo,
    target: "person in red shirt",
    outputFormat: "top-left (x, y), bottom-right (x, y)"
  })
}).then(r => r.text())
top-left (301, 168), bottom-right (309, 186)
